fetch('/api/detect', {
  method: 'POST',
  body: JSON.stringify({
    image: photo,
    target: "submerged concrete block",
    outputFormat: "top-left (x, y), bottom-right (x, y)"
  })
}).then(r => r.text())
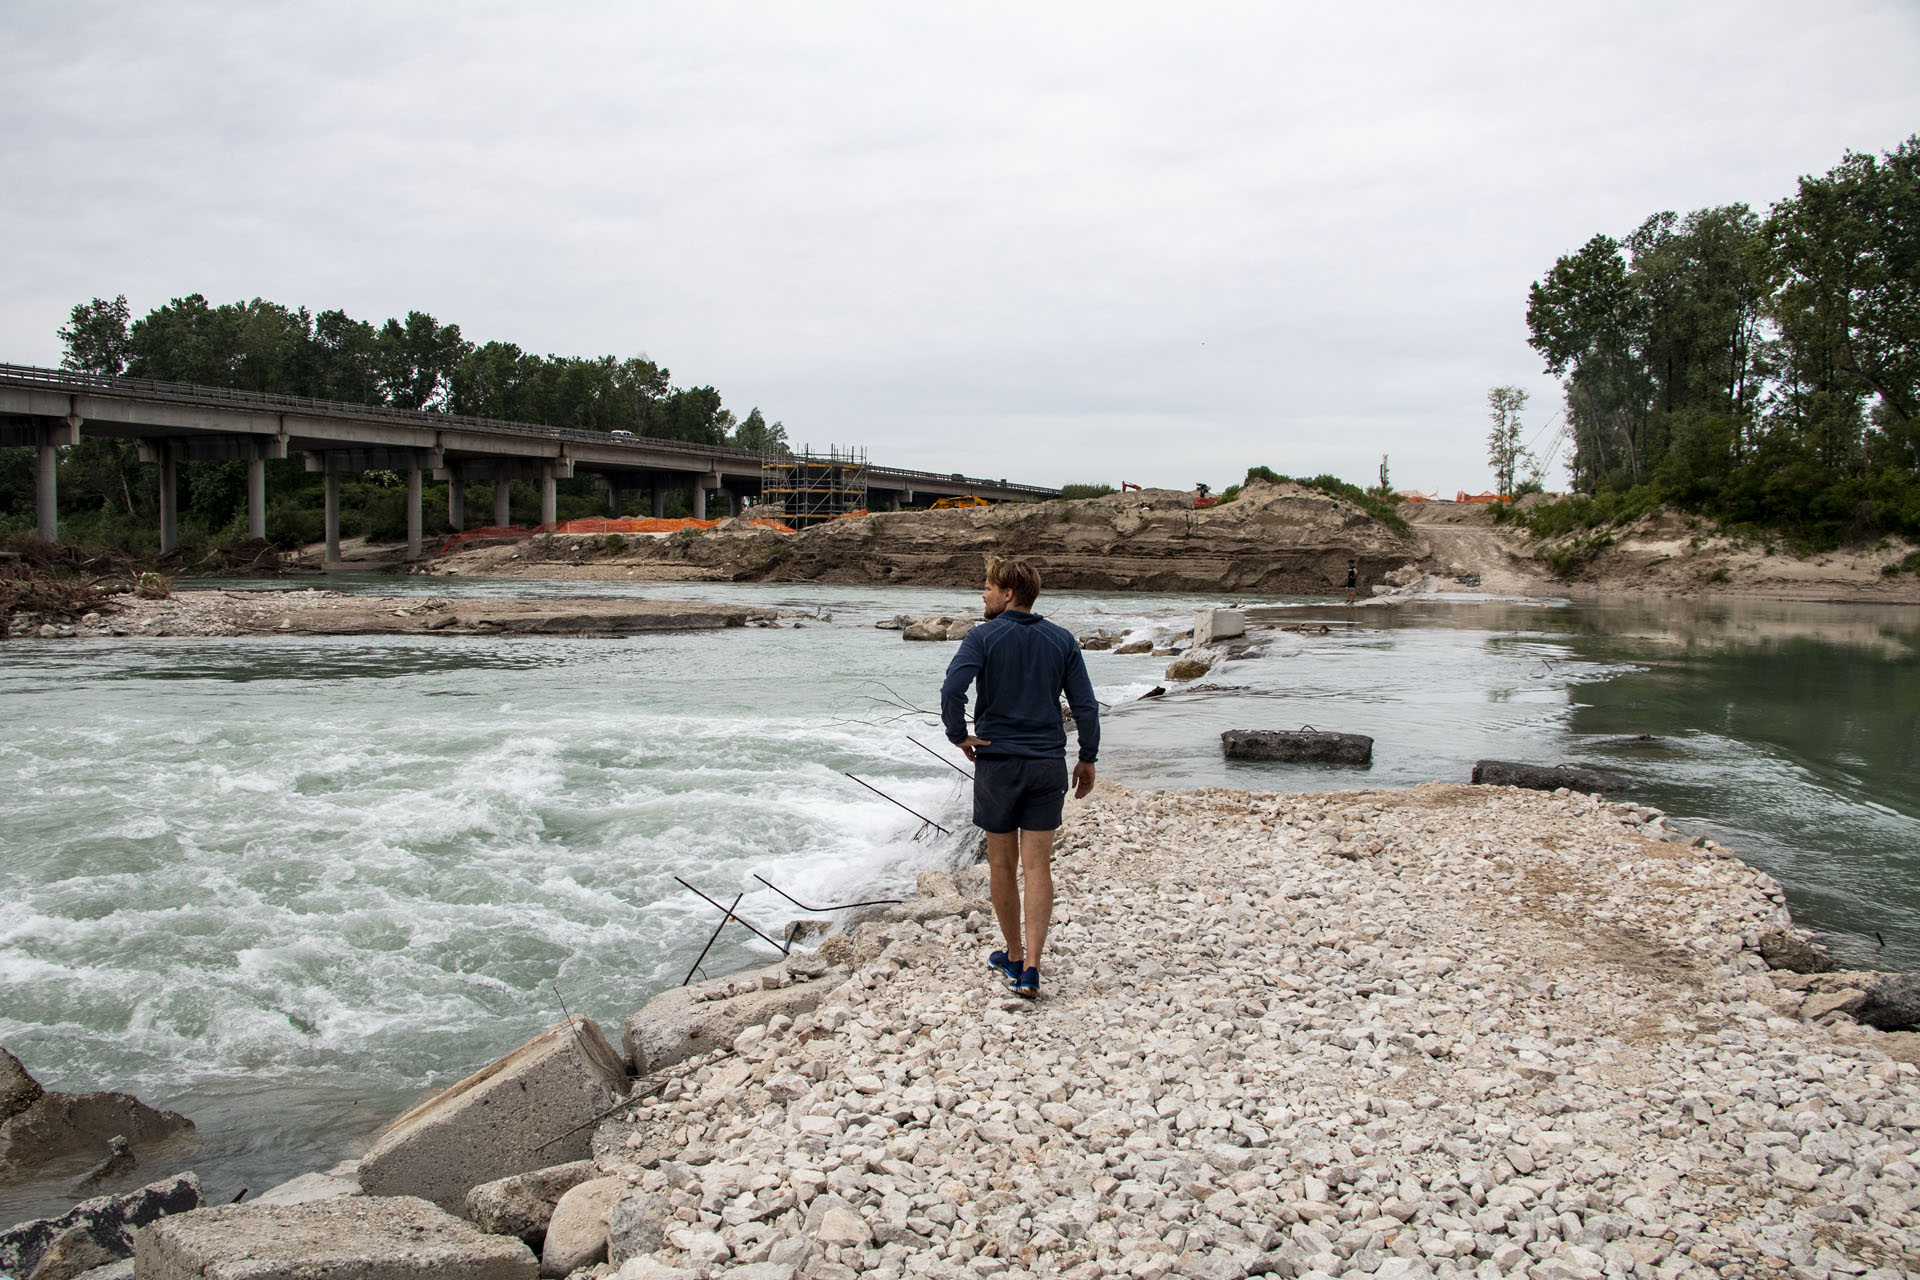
top-left (134, 1195), bottom-right (535, 1280)
top-left (1222, 729), bottom-right (1373, 765)
top-left (0, 1086), bottom-right (193, 1179)
top-left (358, 1016), bottom-right (629, 1214)
top-left (1471, 760), bottom-right (1628, 792)
top-left (1192, 610), bottom-right (1246, 646)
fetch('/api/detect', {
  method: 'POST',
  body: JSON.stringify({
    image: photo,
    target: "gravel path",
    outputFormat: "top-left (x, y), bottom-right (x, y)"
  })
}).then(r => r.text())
top-left (593, 783), bottom-right (1920, 1280)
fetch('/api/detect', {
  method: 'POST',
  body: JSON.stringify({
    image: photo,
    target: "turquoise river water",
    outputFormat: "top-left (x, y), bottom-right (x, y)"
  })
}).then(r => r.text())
top-left (1, 580), bottom-right (1915, 1224)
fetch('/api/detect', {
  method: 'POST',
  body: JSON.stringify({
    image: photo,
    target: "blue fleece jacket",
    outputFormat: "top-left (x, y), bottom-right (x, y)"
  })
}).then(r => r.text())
top-left (940, 610), bottom-right (1100, 762)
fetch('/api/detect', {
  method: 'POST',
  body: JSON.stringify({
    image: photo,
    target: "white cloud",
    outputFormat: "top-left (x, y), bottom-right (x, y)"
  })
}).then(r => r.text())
top-left (3, 1), bottom-right (1916, 492)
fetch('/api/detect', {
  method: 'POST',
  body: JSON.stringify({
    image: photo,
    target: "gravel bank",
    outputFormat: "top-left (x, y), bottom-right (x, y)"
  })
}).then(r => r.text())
top-left (11, 589), bottom-right (781, 638)
top-left (592, 783), bottom-right (1920, 1280)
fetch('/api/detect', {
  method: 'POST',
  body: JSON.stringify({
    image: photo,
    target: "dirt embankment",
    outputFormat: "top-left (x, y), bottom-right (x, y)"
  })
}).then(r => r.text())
top-left (424, 481), bottom-right (1424, 595)
top-left (1403, 502), bottom-right (1920, 604)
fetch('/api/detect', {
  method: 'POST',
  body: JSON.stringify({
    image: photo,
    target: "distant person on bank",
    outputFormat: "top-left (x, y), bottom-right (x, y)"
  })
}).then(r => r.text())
top-left (940, 557), bottom-right (1100, 998)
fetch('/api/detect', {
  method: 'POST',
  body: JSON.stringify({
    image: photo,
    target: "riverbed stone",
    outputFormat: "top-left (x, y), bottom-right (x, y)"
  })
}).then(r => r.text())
top-left (902, 620), bottom-right (949, 641)
top-left (1166, 655), bottom-right (1213, 680)
top-left (539, 1176), bottom-right (625, 1276)
top-left (0, 1173), bottom-right (201, 1280)
top-left (358, 1015), bottom-right (629, 1213)
top-left (133, 1195), bottom-right (536, 1280)
top-left (1757, 924), bottom-right (1834, 972)
top-left (466, 1159), bottom-right (599, 1242)
top-left (607, 1192), bottom-right (675, 1264)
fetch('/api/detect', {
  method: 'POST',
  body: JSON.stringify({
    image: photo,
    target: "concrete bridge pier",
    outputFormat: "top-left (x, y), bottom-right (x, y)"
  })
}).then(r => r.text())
top-left (323, 456), bottom-right (342, 566)
top-left (692, 471), bottom-right (721, 520)
top-left (245, 446), bottom-right (267, 540)
top-left (493, 475), bottom-right (511, 528)
top-left (36, 438), bottom-right (56, 541)
top-left (650, 478), bottom-right (665, 518)
top-left (27, 417), bottom-right (80, 542)
top-left (405, 460), bottom-right (423, 561)
top-left (539, 468), bottom-right (558, 527)
top-left (156, 441), bottom-right (178, 554)
top-left (446, 464), bottom-right (465, 532)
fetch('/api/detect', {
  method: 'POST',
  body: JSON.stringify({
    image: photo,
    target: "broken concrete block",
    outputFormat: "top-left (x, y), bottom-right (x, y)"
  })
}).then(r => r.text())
top-left (133, 1195), bottom-right (536, 1280)
top-left (358, 1016), bottom-right (629, 1214)
top-left (1192, 610), bottom-right (1246, 646)
top-left (1471, 759), bottom-right (1629, 792)
top-left (0, 1085), bottom-right (193, 1181)
top-left (466, 1159), bottom-right (598, 1242)
top-left (1222, 729), bottom-right (1373, 765)
top-left (2, 1047), bottom-right (44, 1123)
top-left (250, 1167), bottom-right (362, 1207)
top-left (621, 972), bottom-right (844, 1075)
top-left (1858, 973), bottom-right (1920, 1031)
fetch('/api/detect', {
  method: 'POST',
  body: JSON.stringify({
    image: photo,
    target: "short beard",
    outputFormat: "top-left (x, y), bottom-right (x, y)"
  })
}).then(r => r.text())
top-left (982, 599), bottom-right (1006, 620)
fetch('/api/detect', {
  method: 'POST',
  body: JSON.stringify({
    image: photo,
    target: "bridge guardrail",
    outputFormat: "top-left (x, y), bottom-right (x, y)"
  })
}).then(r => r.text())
top-left (0, 362), bottom-right (1059, 497)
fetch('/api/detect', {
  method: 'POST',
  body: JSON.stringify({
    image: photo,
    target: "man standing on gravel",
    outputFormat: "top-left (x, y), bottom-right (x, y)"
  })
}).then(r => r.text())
top-left (940, 557), bottom-right (1099, 999)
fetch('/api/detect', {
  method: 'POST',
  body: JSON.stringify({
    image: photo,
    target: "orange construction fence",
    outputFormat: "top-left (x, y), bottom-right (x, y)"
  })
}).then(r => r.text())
top-left (1455, 491), bottom-right (1512, 504)
top-left (440, 514), bottom-right (796, 554)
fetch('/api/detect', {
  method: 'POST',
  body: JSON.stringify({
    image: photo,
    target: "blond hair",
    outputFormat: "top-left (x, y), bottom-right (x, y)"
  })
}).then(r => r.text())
top-left (985, 556), bottom-right (1042, 608)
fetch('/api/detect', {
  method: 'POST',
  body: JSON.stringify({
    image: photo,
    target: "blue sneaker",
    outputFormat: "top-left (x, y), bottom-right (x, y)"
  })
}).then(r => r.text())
top-left (988, 950), bottom-right (1024, 983)
top-left (1011, 966), bottom-right (1039, 998)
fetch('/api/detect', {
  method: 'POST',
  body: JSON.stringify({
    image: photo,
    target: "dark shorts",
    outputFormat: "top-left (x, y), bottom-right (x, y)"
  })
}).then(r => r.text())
top-left (972, 755), bottom-right (1070, 833)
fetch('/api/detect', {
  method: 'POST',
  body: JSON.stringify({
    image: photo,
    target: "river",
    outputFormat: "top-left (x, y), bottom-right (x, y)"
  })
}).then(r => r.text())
top-left (2, 581), bottom-right (1915, 1224)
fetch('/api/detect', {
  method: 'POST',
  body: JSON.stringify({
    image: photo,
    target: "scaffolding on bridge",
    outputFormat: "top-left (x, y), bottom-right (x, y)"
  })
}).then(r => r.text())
top-left (759, 446), bottom-right (868, 527)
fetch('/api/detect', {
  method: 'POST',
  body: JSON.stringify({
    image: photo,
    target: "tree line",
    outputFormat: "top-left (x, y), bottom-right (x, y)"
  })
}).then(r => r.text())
top-left (2, 294), bottom-right (790, 547)
top-left (1524, 134), bottom-right (1918, 544)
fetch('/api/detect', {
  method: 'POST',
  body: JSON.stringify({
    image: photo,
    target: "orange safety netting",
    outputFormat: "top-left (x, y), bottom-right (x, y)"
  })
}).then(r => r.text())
top-left (1454, 491), bottom-right (1512, 504)
top-left (439, 515), bottom-right (796, 554)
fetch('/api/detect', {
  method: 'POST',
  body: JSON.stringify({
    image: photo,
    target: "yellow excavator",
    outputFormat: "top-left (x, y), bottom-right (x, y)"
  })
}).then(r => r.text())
top-left (930, 494), bottom-right (991, 510)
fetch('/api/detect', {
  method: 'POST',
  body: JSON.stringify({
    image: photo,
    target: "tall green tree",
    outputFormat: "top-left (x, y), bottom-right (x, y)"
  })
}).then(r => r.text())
top-left (58, 295), bottom-right (133, 376)
top-left (730, 407), bottom-right (791, 455)
top-left (1485, 386), bottom-right (1533, 498)
top-left (374, 312), bottom-right (466, 410)
top-left (1523, 133), bottom-right (1920, 540)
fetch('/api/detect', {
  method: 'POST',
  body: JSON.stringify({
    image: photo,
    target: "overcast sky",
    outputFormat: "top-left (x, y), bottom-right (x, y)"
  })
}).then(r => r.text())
top-left (4, 3), bottom-right (1917, 493)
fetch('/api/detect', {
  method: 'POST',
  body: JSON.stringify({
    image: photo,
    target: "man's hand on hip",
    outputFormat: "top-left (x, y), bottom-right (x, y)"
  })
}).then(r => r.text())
top-left (958, 736), bottom-right (991, 762)
top-left (1072, 761), bottom-right (1096, 799)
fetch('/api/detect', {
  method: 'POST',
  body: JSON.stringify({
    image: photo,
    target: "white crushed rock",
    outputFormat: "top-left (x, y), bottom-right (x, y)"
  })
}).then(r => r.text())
top-left (587, 782), bottom-right (1919, 1280)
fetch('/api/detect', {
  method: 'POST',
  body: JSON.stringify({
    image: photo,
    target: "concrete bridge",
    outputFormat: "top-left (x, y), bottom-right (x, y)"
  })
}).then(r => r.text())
top-left (0, 364), bottom-right (1058, 561)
